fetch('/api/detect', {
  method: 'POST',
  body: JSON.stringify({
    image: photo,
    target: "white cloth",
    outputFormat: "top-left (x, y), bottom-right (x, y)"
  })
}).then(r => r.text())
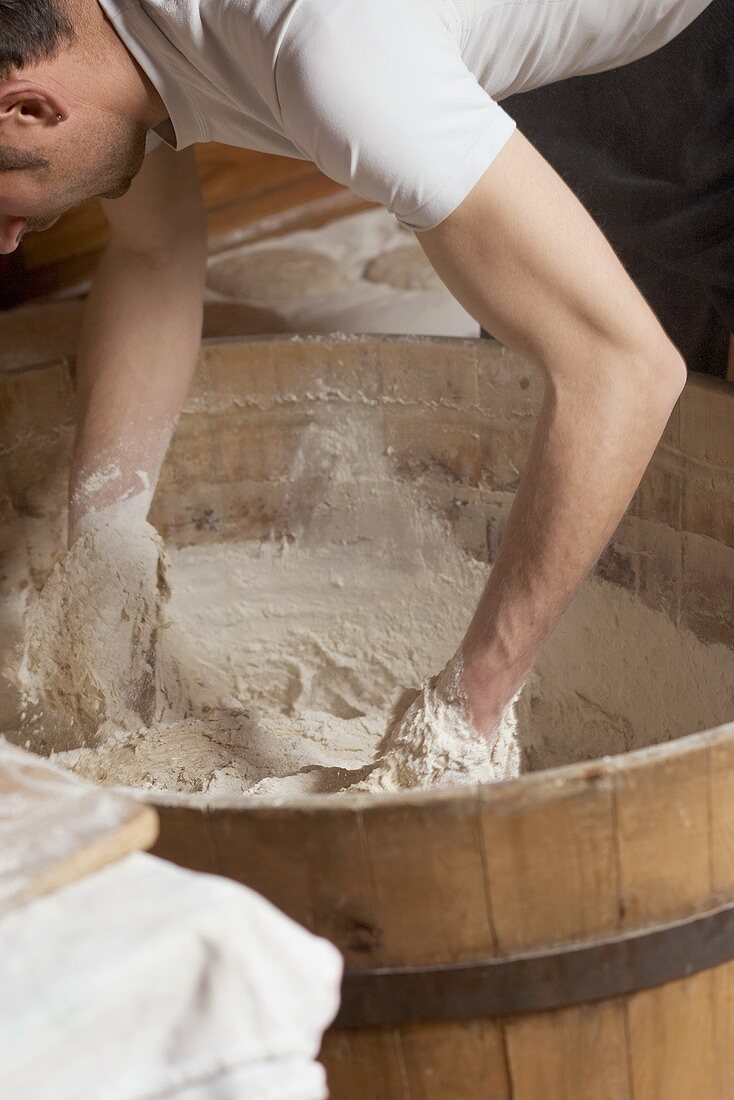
top-left (152, 1059), bottom-right (328, 1100)
top-left (100, 0), bottom-right (713, 230)
top-left (0, 852), bottom-right (342, 1100)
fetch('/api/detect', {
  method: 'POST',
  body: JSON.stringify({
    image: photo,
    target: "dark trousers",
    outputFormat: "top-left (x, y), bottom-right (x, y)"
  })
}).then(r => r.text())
top-left (480, 0), bottom-right (733, 378)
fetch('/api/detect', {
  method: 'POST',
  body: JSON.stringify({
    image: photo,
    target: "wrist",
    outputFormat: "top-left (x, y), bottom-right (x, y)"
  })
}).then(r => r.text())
top-left (69, 414), bottom-right (174, 545)
top-left (458, 645), bottom-right (533, 734)
top-left (70, 489), bottom-right (154, 543)
top-left (68, 457), bottom-right (155, 545)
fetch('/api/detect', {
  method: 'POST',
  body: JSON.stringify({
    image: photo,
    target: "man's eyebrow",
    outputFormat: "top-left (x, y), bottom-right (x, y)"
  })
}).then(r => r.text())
top-left (0, 148), bottom-right (51, 172)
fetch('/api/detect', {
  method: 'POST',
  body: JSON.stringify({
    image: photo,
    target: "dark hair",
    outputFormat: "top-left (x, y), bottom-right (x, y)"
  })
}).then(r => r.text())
top-left (0, 0), bottom-right (74, 78)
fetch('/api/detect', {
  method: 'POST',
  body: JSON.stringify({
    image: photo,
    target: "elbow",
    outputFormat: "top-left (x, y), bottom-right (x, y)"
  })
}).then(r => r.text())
top-left (547, 333), bottom-right (687, 434)
top-left (600, 340), bottom-right (687, 444)
top-left (633, 342), bottom-right (687, 425)
top-left (649, 343), bottom-right (687, 403)
top-left (592, 334), bottom-right (686, 411)
top-left (602, 339), bottom-right (687, 431)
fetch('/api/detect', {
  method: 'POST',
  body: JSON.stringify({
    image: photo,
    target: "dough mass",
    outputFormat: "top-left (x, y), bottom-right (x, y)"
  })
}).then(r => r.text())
top-left (362, 244), bottom-right (444, 291)
top-left (207, 247), bottom-right (347, 301)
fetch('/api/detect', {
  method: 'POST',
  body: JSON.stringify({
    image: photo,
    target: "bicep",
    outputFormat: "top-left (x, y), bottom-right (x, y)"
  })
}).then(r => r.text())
top-left (101, 144), bottom-right (205, 257)
top-left (416, 129), bottom-right (672, 375)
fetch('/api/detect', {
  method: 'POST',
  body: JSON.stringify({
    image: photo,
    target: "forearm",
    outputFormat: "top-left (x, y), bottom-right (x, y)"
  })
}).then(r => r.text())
top-left (69, 238), bottom-right (205, 540)
top-left (461, 348), bottom-right (683, 726)
top-left (416, 129), bottom-right (688, 733)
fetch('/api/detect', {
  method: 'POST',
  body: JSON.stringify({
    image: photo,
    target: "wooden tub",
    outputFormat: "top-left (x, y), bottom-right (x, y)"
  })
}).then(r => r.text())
top-left (1, 334), bottom-right (734, 1099)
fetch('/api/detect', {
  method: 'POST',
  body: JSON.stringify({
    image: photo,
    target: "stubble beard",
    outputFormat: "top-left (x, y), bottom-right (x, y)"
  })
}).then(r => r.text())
top-left (28, 120), bottom-right (149, 230)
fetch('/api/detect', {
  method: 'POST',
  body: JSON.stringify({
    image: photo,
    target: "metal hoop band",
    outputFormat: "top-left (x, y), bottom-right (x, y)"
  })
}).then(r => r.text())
top-left (335, 898), bottom-right (734, 1028)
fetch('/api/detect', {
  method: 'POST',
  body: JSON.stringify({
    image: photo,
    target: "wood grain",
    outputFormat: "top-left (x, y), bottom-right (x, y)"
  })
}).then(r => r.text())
top-left (209, 804), bottom-right (382, 969)
top-left (0, 741), bottom-right (158, 915)
top-left (615, 743), bottom-right (716, 1099)
top-left (615, 745), bottom-right (711, 928)
top-left (361, 792), bottom-right (494, 966)
top-left (153, 802), bottom-right (219, 874)
top-left (399, 1019), bottom-right (511, 1100)
top-left (482, 769), bottom-right (619, 955)
top-left (482, 768), bottom-right (629, 1099)
top-left (321, 1028), bottom-right (409, 1100)
top-left (506, 1002), bottom-right (631, 1100)
top-left (627, 968), bottom-right (716, 1100)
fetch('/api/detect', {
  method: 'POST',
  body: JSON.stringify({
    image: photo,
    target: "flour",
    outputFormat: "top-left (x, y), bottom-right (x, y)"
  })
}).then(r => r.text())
top-left (15, 519), bottom-right (182, 751)
top-left (23, 530), bottom-right (492, 795)
top-left (351, 658), bottom-right (522, 792)
top-left (8, 412), bottom-right (734, 801)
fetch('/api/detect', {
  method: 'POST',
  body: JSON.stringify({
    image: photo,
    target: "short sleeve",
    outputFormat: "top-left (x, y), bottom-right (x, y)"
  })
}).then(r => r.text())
top-left (275, 0), bottom-right (516, 232)
top-left (144, 129), bottom-right (164, 155)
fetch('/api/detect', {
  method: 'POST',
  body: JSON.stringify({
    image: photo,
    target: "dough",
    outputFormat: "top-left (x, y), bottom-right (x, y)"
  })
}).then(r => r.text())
top-left (206, 247), bottom-right (347, 301)
top-left (15, 520), bottom-right (184, 751)
top-left (362, 244), bottom-right (444, 291)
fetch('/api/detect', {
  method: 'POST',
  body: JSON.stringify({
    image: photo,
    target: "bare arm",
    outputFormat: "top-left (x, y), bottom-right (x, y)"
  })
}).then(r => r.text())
top-left (69, 143), bottom-right (206, 543)
top-left (417, 130), bottom-right (686, 735)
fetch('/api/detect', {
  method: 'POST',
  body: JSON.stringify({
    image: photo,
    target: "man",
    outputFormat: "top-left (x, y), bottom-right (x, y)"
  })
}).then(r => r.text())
top-left (1, 0), bottom-right (717, 744)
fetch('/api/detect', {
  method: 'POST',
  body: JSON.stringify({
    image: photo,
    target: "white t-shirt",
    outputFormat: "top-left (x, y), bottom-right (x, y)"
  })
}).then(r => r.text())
top-left (99, 0), bottom-right (714, 231)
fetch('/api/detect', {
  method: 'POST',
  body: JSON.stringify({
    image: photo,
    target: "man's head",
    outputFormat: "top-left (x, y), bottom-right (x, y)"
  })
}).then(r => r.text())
top-left (0, 0), bottom-right (164, 253)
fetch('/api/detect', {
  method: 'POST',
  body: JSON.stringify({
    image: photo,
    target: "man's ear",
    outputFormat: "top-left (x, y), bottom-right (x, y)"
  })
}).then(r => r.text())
top-left (0, 80), bottom-right (70, 127)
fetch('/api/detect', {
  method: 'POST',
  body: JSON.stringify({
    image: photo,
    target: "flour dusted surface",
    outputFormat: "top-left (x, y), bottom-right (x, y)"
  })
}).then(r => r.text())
top-left (8, 414), bottom-right (734, 801)
top-left (21, 532), bottom-right (492, 797)
top-left (17, 522), bottom-right (173, 750)
top-left (30, 537), bottom-right (734, 800)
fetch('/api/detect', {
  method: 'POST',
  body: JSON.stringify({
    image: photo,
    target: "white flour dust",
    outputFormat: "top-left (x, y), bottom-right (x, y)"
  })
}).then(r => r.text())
top-left (16, 521), bottom-right (172, 750)
top-left (351, 658), bottom-right (523, 793)
top-left (9, 414), bottom-right (734, 802)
